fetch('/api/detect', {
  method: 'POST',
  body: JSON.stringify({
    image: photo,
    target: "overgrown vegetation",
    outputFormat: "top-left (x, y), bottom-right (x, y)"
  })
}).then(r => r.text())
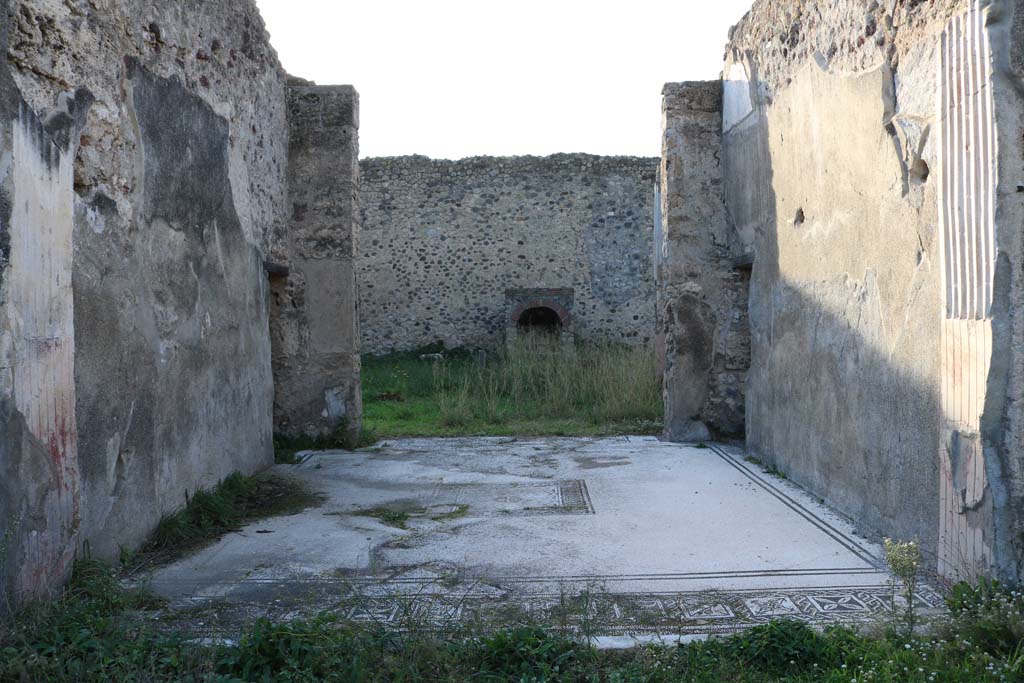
top-left (123, 472), bottom-right (322, 573)
top-left (886, 537), bottom-right (923, 635)
top-left (362, 336), bottom-right (663, 438)
top-left (274, 422), bottom-right (380, 464)
top-left (946, 578), bottom-right (1024, 660)
top-left (2, 560), bottom-right (1023, 682)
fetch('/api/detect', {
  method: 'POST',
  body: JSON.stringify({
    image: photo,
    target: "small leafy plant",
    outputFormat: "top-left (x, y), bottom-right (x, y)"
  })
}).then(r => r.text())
top-left (884, 537), bottom-right (921, 635)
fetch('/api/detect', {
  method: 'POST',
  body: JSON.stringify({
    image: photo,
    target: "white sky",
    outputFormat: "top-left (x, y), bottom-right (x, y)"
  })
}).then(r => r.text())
top-left (255, 0), bottom-right (753, 159)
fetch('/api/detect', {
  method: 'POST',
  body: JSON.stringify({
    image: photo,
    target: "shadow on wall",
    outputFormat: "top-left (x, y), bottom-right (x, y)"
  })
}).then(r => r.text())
top-left (735, 63), bottom-right (947, 575)
top-left (747, 277), bottom-right (944, 571)
top-left (726, 41), bottom-right (1020, 581)
top-left (747, 263), bottom-right (1019, 583)
top-left (72, 60), bottom-right (275, 568)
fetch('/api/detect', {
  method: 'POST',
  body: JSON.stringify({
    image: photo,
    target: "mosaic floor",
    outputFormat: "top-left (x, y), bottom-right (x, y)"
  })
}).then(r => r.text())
top-left (144, 438), bottom-right (944, 640)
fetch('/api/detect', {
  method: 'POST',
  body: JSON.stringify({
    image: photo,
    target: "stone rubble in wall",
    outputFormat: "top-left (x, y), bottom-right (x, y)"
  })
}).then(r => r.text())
top-left (659, 81), bottom-right (749, 438)
top-left (359, 154), bottom-right (659, 353)
top-left (728, 0), bottom-right (966, 94)
top-left (6, 0), bottom-right (290, 259)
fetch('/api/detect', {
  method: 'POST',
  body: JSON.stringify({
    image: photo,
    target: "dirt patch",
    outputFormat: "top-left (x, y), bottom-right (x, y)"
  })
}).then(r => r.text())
top-left (572, 455), bottom-right (632, 469)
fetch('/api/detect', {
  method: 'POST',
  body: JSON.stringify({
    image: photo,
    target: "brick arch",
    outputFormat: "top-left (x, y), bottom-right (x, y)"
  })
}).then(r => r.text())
top-left (510, 299), bottom-right (571, 328)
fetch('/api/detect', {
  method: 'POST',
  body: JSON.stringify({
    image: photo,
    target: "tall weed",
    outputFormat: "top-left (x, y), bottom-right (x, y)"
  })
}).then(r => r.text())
top-left (433, 335), bottom-right (660, 427)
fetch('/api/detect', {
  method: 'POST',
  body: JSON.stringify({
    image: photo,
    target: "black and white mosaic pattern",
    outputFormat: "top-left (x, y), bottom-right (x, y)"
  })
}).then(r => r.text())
top-left (437, 479), bottom-right (594, 516)
top-left (162, 582), bottom-right (945, 639)
top-left (149, 441), bottom-right (947, 640)
top-left (337, 584), bottom-right (945, 636)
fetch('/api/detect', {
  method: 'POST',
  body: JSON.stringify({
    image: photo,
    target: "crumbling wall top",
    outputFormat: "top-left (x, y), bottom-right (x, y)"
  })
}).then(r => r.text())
top-left (662, 81), bottom-right (723, 113)
top-left (287, 84), bottom-right (360, 137)
top-left (727, 0), bottom-right (968, 93)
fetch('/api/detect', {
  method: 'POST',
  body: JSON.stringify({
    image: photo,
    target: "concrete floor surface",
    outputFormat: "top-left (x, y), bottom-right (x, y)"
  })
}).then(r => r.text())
top-left (145, 437), bottom-right (943, 640)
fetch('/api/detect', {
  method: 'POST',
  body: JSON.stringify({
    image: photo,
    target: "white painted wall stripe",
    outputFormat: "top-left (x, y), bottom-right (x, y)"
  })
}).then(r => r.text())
top-left (936, 0), bottom-right (997, 581)
top-left (9, 105), bottom-right (80, 597)
top-left (941, 3), bottom-right (997, 320)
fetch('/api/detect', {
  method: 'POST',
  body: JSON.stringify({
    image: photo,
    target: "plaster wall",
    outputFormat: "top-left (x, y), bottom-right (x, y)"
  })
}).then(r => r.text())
top-left (358, 155), bottom-right (658, 353)
top-left (0, 0), bottom-right (290, 604)
top-left (988, 0), bottom-right (1024, 583)
top-left (723, 0), bottom-right (1024, 579)
top-left (0, 100), bottom-right (80, 604)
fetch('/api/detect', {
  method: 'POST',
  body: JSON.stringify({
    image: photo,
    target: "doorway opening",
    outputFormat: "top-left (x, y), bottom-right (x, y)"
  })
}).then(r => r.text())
top-left (517, 306), bottom-right (563, 336)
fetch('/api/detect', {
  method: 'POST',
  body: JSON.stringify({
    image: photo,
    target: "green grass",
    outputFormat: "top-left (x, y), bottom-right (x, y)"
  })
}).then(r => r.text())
top-left (350, 505), bottom-right (423, 529)
top-left (274, 423), bottom-right (380, 464)
top-left (2, 561), bottom-right (1022, 682)
top-left (362, 338), bottom-right (663, 438)
top-left (331, 503), bottom-right (472, 528)
top-left (123, 472), bottom-right (323, 573)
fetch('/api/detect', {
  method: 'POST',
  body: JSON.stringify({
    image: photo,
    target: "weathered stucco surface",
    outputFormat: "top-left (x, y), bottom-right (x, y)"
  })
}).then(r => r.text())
top-left (721, 0), bottom-right (1024, 580)
top-left (359, 155), bottom-right (657, 353)
top-left (0, 0), bottom-right (291, 604)
top-left (658, 82), bottom-right (750, 440)
top-left (988, 0), bottom-right (1024, 583)
top-left (0, 71), bottom-right (84, 606)
top-left (272, 85), bottom-right (362, 441)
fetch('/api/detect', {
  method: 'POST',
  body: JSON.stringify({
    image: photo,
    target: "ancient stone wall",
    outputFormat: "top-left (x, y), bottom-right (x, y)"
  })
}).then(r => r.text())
top-left (722, 0), bottom-right (1024, 581)
top-left (358, 155), bottom-right (658, 353)
top-left (989, 0), bottom-right (1024, 585)
top-left (0, 0), bottom-right (290, 605)
top-left (272, 85), bottom-right (362, 441)
top-left (658, 82), bottom-right (750, 440)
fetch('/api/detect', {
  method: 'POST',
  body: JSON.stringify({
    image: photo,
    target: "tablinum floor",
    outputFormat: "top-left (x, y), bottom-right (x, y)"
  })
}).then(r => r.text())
top-left (145, 437), bottom-right (942, 641)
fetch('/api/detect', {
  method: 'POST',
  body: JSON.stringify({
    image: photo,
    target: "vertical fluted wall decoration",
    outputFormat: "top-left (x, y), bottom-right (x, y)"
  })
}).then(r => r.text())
top-left (937, 0), bottom-right (998, 580)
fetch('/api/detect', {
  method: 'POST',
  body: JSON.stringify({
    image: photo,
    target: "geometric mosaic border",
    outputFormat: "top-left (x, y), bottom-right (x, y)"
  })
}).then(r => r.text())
top-left (337, 585), bottom-right (946, 636)
top-left (163, 583), bottom-right (946, 639)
